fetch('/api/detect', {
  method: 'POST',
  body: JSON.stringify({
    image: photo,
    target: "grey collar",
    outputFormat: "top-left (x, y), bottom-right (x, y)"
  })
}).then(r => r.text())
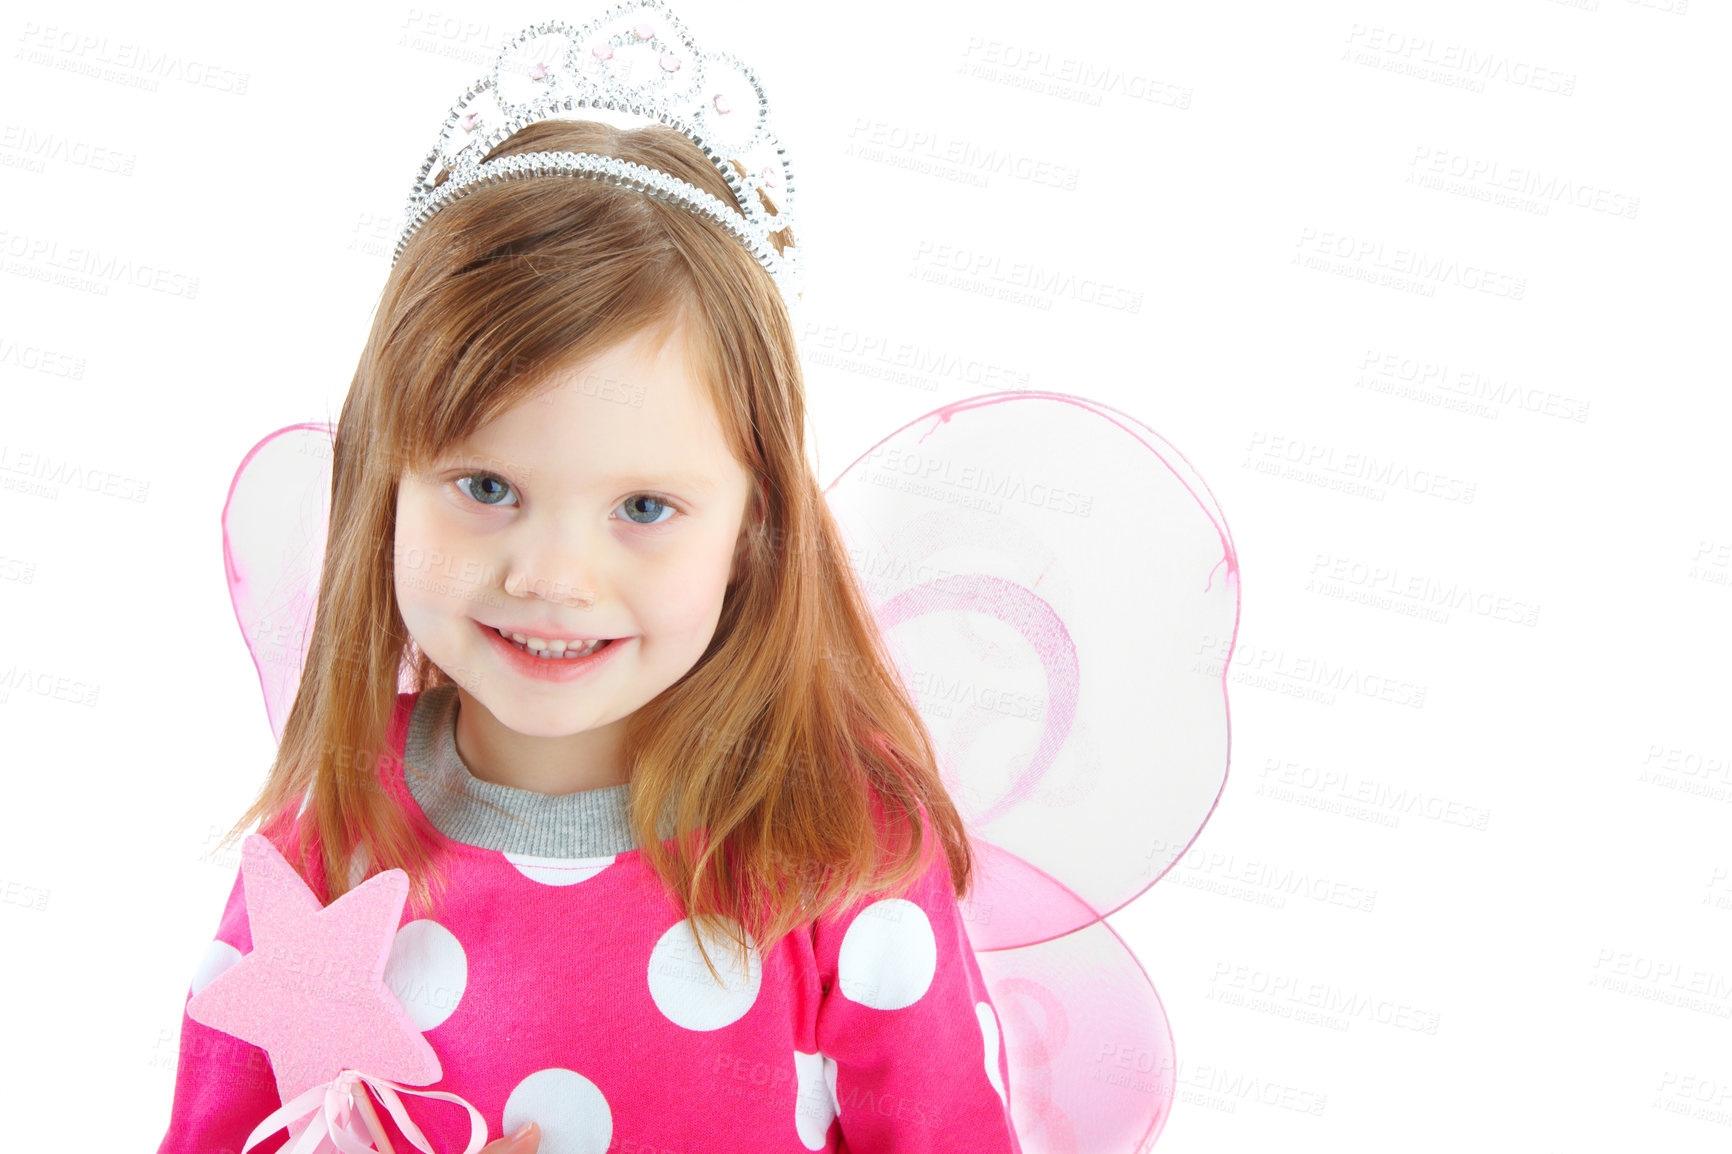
top-left (402, 683), bottom-right (640, 857)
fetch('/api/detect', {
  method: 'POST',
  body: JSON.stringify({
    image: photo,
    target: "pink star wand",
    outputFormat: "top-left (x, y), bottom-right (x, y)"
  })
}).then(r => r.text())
top-left (186, 834), bottom-right (488, 1154)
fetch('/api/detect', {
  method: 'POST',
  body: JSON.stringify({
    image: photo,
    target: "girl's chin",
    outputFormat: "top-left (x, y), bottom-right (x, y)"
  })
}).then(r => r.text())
top-left (459, 698), bottom-right (636, 743)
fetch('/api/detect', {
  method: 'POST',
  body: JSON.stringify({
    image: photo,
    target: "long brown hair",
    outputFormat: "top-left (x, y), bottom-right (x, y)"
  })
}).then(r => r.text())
top-left (221, 118), bottom-right (975, 979)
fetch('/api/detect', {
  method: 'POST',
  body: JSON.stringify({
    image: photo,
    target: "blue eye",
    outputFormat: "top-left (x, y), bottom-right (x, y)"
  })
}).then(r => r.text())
top-left (453, 473), bottom-right (678, 527)
top-left (620, 494), bottom-right (677, 526)
top-left (454, 473), bottom-right (517, 507)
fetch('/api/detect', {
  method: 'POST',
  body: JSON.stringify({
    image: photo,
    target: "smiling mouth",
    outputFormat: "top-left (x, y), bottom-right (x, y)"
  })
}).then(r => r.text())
top-left (491, 628), bottom-right (615, 660)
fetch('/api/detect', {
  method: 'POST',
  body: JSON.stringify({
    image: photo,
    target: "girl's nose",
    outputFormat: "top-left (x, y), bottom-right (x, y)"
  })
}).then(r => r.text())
top-left (500, 518), bottom-right (608, 607)
top-left (502, 568), bottom-right (596, 607)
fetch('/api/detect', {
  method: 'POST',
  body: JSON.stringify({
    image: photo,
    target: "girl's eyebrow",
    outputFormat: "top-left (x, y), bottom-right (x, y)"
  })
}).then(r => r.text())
top-left (596, 470), bottom-right (717, 494)
top-left (436, 452), bottom-right (717, 495)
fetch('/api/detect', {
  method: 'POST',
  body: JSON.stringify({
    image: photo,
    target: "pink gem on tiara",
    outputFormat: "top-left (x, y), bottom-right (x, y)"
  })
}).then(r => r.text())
top-left (660, 54), bottom-right (680, 72)
top-left (633, 22), bottom-right (653, 39)
top-left (529, 62), bottom-right (549, 80)
top-left (592, 43), bottom-right (613, 60)
top-left (460, 112), bottom-right (480, 131)
top-left (760, 165), bottom-right (777, 187)
top-left (713, 93), bottom-right (731, 114)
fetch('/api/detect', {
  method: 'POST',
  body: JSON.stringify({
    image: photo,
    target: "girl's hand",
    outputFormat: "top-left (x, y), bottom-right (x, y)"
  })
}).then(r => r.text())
top-left (479, 1121), bottom-right (540, 1153)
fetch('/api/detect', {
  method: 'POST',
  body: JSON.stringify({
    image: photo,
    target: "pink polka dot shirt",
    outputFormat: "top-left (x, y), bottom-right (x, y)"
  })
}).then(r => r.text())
top-left (157, 685), bottom-right (1023, 1153)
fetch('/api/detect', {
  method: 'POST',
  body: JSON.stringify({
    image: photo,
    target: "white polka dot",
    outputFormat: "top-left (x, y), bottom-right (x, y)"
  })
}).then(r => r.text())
top-left (793, 1049), bottom-right (838, 1149)
top-left (502, 1068), bottom-right (612, 1154)
top-left (502, 851), bottom-right (617, 887)
top-left (838, 898), bottom-right (936, 1010)
top-left (976, 1001), bottom-right (1006, 1107)
top-left (190, 940), bottom-right (241, 996)
top-left (383, 919), bottom-right (468, 1030)
top-left (645, 917), bottom-right (762, 1030)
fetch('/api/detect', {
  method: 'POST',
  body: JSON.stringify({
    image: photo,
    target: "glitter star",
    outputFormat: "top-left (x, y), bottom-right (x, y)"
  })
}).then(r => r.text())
top-left (186, 833), bottom-right (441, 1103)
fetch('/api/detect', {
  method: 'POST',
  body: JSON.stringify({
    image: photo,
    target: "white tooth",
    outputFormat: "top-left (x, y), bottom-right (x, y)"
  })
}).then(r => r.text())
top-left (492, 627), bottom-right (606, 658)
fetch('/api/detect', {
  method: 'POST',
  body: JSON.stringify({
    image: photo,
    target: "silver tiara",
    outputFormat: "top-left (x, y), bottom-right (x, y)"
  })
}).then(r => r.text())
top-left (395, 0), bottom-right (802, 307)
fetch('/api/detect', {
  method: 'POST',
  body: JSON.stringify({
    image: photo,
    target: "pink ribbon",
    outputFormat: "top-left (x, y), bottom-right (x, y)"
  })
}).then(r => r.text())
top-left (242, 1069), bottom-right (488, 1154)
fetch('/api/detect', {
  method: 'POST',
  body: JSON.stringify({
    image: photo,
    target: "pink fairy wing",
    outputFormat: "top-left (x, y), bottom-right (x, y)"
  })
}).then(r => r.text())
top-left (221, 423), bottom-right (337, 742)
top-left (975, 920), bottom-right (1175, 1153)
top-left (222, 422), bottom-right (421, 741)
top-left (822, 390), bottom-right (1239, 1151)
top-left (822, 391), bottom-right (1238, 945)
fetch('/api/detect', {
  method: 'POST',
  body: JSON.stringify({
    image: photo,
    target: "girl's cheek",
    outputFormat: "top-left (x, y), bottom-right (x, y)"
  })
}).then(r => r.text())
top-left (393, 496), bottom-right (463, 611)
top-left (661, 549), bottom-right (738, 626)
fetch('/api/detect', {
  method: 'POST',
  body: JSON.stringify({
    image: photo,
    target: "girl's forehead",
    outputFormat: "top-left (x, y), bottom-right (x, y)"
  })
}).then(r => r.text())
top-left (414, 370), bottom-right (744, 487)
top-left (401, 308), bottom-right (745, 470)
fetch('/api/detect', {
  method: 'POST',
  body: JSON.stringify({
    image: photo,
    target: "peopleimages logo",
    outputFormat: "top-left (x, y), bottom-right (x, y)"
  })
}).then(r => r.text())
top-left (1341, 24), bottom-right (1577, 96)
top-left (14, 22), bottom-right (251, 94)
top-left (0, 228), bottom-right (200, 299)
top-left (1243, 430), bottom-right (1477, 506)
top-left (1293, 227), bottom-right (1526, 301)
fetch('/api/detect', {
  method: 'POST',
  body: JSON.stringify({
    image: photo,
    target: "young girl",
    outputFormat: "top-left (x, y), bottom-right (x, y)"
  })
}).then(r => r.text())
top-left (158, 4), bottom-right (1024, 1152)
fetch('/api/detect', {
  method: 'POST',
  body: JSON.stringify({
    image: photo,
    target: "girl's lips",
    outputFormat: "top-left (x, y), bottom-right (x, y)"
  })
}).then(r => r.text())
top-left (475, 618), bottom-right (631, 683)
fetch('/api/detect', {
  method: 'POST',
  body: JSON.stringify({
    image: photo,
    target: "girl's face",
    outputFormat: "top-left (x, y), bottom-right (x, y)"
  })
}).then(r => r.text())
top-left (393, 317), bottom-right (755, 751)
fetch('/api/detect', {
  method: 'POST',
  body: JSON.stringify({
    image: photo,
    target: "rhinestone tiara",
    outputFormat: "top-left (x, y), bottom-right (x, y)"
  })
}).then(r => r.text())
top-left (395, 0), bottom-right (802, 307)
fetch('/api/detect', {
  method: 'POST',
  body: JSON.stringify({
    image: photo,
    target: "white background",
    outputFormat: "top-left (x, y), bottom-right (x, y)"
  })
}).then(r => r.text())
top-left (1, 0), bottom-right (1729, 1149)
